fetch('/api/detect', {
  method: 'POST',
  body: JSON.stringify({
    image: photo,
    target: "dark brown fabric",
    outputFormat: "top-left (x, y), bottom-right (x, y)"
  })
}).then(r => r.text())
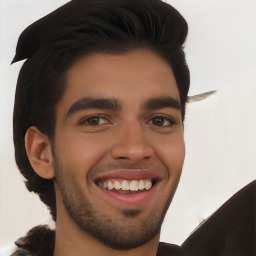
top-left (181, 180), bottom-right (256, 255)
top-left (157, 242), bottom-right (182, 255)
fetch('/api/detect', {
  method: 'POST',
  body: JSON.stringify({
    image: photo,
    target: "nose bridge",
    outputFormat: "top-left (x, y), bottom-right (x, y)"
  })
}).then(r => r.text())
top-left (111, 119), bottom-right (153, 163)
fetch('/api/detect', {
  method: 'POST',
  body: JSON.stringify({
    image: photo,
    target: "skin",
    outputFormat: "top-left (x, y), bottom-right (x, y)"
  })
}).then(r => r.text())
top-left (26, 49), bottom-right (185, 256)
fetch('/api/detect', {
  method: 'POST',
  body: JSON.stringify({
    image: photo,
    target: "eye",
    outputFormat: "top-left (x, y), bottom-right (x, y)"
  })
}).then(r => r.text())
top-left (148, 116), bottom-right (175, 127)
top-left (80, 115), bottom-right (110, 126)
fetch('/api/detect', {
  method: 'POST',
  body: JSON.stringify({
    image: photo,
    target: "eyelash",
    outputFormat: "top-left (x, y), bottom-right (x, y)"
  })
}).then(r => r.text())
top-left (147, 115), bottom-right (176, 127)
top-left (79, 114), bottom-right (176, 128)
top-left (79, 115), bottom-right (110, 126)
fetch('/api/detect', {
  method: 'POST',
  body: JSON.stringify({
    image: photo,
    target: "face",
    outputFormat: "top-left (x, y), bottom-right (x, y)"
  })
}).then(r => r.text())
top-left (53, 49), bottom-right (185, 249)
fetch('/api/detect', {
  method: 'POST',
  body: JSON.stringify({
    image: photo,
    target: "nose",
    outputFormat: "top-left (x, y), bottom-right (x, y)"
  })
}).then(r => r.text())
top-left (111, 124), bottom-right (154, 164)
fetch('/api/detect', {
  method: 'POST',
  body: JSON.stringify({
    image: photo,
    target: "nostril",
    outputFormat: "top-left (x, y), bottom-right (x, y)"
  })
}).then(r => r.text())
top-left (118, 156), bottom-right (130, 160)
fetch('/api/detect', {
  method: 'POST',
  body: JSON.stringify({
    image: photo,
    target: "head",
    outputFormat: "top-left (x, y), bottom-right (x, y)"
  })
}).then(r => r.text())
top-left (13, 0), bottom-right (189, 250)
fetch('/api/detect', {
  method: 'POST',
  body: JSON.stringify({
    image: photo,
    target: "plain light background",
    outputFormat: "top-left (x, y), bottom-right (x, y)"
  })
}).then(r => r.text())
top-left (1, 0), bottom-right (256, 254)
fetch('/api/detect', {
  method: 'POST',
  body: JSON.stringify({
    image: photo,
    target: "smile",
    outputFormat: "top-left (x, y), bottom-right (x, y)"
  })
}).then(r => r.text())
top-left (97, 179), bottom-right (153, 192)
top-left (93, 169), bottom-right (161, 206)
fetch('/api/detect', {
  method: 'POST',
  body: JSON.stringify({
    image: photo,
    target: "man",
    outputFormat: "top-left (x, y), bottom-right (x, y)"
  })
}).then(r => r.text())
top-left (11, 1), bottom-right (256, 255)
top-left (11, 0), bottom-right (189, 255)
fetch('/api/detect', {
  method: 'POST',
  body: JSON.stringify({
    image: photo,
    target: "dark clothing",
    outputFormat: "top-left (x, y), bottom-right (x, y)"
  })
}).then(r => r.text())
top-left (181, 180), bottom-right (256, 255)
top-left (157, 242), bottom-right (182, 255)
top-left (158, 180), bottom-right (256, 255)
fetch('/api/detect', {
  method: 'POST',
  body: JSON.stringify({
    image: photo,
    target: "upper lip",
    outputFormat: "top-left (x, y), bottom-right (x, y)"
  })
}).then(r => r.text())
top-left (93, 169), bottom-right (162, 183)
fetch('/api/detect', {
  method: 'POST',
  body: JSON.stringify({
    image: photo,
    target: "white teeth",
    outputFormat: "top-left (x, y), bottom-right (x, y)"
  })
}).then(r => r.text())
top-left (138, 180), bottom-right (144, 190)
top-left (107, 180), bottom-right (114, 190)
top-left (145, 180), bottom-right (152, 190)
top-left (100, 179), bottom-right (153, 191)
top-left (121, 180), bottom-right (130, 190)
top-left (114, 180), bottom-right (121, 190)
top-left (130, 180), bottom-right (139, 191)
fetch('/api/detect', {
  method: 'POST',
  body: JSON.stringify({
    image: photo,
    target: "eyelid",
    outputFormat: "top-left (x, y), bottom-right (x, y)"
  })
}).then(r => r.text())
top-left (77, 113), bottom-right (177, 127)
top-left (79, 114), bottom-right (111, 126)
top-left (146, 114), bottom-right (176, 127)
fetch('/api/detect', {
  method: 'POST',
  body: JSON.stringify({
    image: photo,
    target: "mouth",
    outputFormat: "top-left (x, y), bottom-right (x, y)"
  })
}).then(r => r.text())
top-left (96, 178), bottom-right (157, 195)
top-left (93, 170), bottom-right (161, 207)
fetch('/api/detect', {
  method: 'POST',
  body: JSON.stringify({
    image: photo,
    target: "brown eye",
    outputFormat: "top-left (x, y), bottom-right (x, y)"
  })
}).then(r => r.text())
top-left (86, 116), bottom-right (101, 125)
top-left (80, 116), bottom-right (109, 126)
top-left (149, 116), bottom-right (175, 127)
top-left (152, 117), bottom-right (165, 126)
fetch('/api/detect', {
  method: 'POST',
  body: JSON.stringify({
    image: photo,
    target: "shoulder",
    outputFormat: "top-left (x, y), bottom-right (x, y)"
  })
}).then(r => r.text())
top-left (157, 242), bottom-right (182, 256)
top-left (182, 180), bottom-right (256, 255)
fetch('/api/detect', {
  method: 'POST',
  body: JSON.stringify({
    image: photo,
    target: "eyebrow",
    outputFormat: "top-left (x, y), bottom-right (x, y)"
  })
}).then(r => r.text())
top-left (67, 96), bottom-right (181, 117)
top-left (67, 97), bottom-right (121, 116)
top-left (142, 97), bottom-right (181, 111)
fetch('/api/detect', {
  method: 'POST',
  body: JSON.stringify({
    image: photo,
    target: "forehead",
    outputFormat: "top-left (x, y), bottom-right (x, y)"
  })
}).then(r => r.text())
top-left (58, 49), bottom-right (180, 112)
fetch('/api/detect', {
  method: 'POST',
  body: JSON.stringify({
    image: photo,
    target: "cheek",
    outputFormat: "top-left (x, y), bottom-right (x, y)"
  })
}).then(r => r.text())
top-left (154, 134), bottom-right (185, 175)
top-left (54, 132), bottom-right (109, 175)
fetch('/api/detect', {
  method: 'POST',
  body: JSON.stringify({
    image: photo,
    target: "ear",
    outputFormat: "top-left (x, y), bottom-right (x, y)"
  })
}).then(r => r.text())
top-left (25, 126), bottom-right (55, 179)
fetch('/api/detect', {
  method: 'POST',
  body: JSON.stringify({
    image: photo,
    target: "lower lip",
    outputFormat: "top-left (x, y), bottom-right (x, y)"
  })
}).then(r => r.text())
top-left (96, 184), bottom-right (158, 207)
